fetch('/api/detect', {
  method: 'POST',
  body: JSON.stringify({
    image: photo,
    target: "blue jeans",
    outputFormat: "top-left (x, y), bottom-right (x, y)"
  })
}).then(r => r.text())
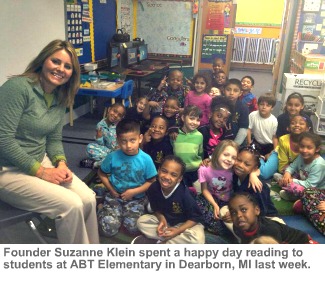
top-left (259, 151), bottom-right (278, 180)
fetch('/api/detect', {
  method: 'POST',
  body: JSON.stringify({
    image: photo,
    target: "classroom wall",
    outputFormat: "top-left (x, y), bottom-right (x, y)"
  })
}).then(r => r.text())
top-left (235, 0), bottom-right (285, 39)
top-left (0, 0), bottom-right (66, 85)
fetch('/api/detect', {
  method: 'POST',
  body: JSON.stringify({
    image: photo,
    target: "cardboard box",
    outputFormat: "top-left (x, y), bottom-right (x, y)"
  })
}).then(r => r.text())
top-left (282, 73), bottom-right (324, 113)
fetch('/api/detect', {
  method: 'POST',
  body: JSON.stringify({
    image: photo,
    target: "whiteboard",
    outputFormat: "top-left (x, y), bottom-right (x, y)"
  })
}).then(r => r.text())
top-left (136, 1), bottom-right (194, 55)
top-left (0, 0), bottom-right (66, 85)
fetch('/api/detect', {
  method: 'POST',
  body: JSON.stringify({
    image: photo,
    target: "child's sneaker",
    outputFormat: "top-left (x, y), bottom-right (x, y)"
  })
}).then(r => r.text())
top-left (273, 173), bottom-right (283, 183)
top-left (80, 158), bottom-right (95, 168)
top-left (293, 199), bottom-right (303, 214)
top-left (279, 190), bottom-right (299, 201)
top-left (131, 235), bottom-right (160, 244)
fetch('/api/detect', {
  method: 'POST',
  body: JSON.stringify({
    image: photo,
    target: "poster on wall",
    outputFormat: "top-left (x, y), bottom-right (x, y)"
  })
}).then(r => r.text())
top-left (136, 1), bottom-right (193, 56)
top-left (206, 1), bottom-right (232, 33)
top-left (201, 34), bottom-right (227, 63)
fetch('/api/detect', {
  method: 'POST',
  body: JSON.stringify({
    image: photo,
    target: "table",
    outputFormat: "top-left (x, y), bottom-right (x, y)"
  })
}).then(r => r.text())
top-left (69, 82), bottom-right (123, 126)
top-left (123, 64), bottom-right (169, 97)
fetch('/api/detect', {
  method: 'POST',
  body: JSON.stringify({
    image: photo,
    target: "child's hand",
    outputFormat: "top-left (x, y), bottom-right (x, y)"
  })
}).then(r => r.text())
top-left (149, 101), bottom-right (159, 110)
top-left (160, 226), bottom-right (179, 239)
top-left (120, 189), bottom-right (134, 201)
top-left (96, 128), bottom-right (103, 139)
top-left (110, 190), bottom-right (120, 199)
top-left (316, 201), bottom-right (325, 212)
top-left (200, 158), bottom-right (211, 167)
top-left (224, 122), bottom-right (232, 130)
top-left (213, 205), bottom-right (220, 220)
top-left (248, 173), bottom-right (262, 193)
top-left (157, 221), bottom-right (168, 236)
top-left (143, 129), bottom-right (152, 143)
top-left (221, 211), bottom-right (232, 223)
top-left (279, 172), bottom-right (292, 187)
top-left (158, 76), bottom-right (168, 91)
top-left (169, 132), bottom-right (178, 141)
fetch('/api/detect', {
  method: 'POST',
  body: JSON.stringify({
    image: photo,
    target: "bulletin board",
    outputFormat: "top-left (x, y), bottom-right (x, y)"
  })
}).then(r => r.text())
top-left (136, 1), bottom-right (195, 57)
top-left (0, 0), bottom-right (66, 85)
top-left (67, 0), bottom-right (117, 64)
top-left (296, 0), bottom-right (325, 55)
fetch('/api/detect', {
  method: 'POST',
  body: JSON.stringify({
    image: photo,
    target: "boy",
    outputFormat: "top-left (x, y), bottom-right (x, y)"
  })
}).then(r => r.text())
top-left (224, 78), bottom-right (249, 146)
top-left (240, 75), bottom-right (258, 113)
top-left (148, 69), bottom-right (189, 113)
top-left (97, 119), bottom-right (157, 237)
top-left (212, 57), bottom-right (225, 74)
top-left (247, 93), bottom-right (278, 157)
top-left (133, 155), bottom-right (205, 244)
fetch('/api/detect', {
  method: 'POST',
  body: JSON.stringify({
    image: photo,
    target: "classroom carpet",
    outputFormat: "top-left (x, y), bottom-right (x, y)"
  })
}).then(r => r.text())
top-left (37, 171), bottom-right (325, 244)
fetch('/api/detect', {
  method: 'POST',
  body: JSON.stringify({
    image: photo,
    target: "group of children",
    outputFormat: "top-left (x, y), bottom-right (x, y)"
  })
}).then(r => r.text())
top-left (79, 57), bottom-right (324, 244)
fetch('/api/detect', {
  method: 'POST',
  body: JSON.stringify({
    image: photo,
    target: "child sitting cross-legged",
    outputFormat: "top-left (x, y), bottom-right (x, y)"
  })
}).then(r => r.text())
top-left (133, 155), bottom-right (205, 244)
top-left (247, 93), bottom-right (278, 180)
top-left (276, 132), bottom-right (325, 211)
top-left (97, 119), bottom-right (157, 237)
top-left (80, 102), bottom-right (126, 169)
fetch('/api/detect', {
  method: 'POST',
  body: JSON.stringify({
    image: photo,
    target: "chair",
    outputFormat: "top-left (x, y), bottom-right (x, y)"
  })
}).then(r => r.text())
top-left (0, 199), bottom-right (48, 243)
top-left (102, 80), bottom-right (134, 118)
top-left (119, 79), bottom-right (134, 108)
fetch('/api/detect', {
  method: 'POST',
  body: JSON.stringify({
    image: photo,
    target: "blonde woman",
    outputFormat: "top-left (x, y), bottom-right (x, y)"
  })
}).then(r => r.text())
top-left (0, 40), bottom-right (99, 244)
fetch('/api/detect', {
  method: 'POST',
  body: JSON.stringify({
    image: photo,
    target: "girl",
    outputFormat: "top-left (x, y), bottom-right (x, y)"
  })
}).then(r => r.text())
top-left (277, 114), bottom-right (311, 174)
top-left (80, 102), bottom-right (126, 168)
top-left (172, 105), bottom-right (203, 187)
top-left (196, 140), bottom-right (238, 234)
top-left (277, 132), bottom-right (325, 202)
top-left (198, 95), bottom-right (234, 159)
top-left (185, 72), bottom-right (212, 126)
top-left (276, 92), bottom-right (313, 139)
top-left (146, 95), bottom-right (181, 135)
top-left (228, 192), bottom-right (315, 244)
top-left (232, 146), bottom-right (278, 217)
top-left (124, 95), bottom-right (150, 134)
top-left (142, 115), bottom-right (173, 170)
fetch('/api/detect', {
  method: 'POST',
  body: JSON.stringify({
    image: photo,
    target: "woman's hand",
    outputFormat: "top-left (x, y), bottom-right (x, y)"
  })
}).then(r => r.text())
top-left (57, 162), bottom-right (73, 183)
top-left (38, 166), bottom-right (73, 185)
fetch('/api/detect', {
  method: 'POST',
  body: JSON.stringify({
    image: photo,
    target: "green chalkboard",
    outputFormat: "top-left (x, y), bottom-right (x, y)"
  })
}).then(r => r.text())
top-left (201, 34), bottom-right (227, 64)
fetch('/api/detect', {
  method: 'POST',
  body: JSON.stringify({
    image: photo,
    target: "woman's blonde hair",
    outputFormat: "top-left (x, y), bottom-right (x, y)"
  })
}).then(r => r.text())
top-left (211, 140), bottom-right (238, 169)
top-left (18, 39), bottom-right (80, 107)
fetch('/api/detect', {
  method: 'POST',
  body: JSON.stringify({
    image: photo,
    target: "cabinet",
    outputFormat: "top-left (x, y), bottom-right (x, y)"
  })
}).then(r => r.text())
top-left (290, 50), bottom-right (325, 74)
